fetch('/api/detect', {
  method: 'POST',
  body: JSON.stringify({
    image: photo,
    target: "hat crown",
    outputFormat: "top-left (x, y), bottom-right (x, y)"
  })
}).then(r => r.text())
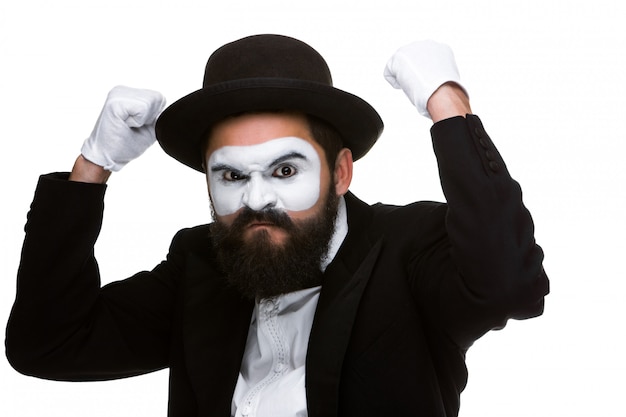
top-left (203, 34), bottom-right (333, 87)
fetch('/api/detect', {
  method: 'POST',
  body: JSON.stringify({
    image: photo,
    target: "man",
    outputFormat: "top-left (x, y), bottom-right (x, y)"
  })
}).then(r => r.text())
top-left (6, 34), bottom-right (549, 416)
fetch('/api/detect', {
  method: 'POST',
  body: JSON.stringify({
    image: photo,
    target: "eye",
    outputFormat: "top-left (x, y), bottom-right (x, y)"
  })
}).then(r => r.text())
top-left (273, 165), bottom-right (297, 178)
top-left (223, 170), bottom-right (248, 181)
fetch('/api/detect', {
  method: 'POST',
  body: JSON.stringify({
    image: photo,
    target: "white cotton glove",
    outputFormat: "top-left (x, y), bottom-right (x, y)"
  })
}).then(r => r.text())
top-left (384, 40), bottom-right (466, 118)
top-left (81, 85), bottom-right (166, 172)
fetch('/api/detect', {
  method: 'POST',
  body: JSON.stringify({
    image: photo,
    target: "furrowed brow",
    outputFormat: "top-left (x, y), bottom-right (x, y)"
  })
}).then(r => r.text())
top-left (210, 163), bottom-right (237, 173)
top-left (270, 152), bottom-right (308, 167)
top-left (209, 152), bottom-right (308, 173)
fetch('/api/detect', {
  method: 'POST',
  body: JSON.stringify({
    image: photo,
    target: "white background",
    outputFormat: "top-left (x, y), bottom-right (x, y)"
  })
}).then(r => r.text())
top-left (1, 0), bottom-right (625, 416)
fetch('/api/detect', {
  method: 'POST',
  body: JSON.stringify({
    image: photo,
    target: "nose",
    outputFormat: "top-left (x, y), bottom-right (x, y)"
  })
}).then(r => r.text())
top-left (241, 173), bottom-right (277, 211)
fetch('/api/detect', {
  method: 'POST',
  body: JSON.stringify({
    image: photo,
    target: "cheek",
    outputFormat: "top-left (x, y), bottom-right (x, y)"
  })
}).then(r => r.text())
top-left (208, 177), bottom-right (243, 217)
top-left (273, 171), bottom-right (321, 212)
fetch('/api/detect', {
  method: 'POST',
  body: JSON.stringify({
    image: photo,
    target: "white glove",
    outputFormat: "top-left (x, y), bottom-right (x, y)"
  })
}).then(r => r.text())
top-left (81, 85), bottom-right (166, 172)
top-left (384, 40), bottom-right (466, 118)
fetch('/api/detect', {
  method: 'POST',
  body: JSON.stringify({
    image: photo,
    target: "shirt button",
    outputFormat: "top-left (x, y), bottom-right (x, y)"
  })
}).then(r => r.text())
top-left (242, 405), bottom-right (251, 416)
top-left (275, 363), bottom-right (285, 373)
top-left (262, 299), bottom-right (276, 314)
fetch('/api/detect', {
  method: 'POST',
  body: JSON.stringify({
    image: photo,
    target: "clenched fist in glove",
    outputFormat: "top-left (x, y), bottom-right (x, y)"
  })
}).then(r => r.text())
top-left (81, 86), bottom-right (166, 172)
top-left (384, 40), bottom-right (467, 119)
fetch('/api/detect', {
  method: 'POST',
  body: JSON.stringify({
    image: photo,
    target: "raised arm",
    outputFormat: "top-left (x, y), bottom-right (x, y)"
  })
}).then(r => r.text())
top-left (384, 40), bottom-right (548, 347)
top-left (6, 86), bottom-right (174, 380)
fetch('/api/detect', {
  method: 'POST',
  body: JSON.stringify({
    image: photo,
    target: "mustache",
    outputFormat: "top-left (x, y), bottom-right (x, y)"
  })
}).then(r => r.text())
top-left (230, 207), bottom-right (296, 232)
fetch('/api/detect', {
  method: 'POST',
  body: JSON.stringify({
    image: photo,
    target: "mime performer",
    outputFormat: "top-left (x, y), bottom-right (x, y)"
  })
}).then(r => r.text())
top-left (6, 34), bottom-right (549, 417)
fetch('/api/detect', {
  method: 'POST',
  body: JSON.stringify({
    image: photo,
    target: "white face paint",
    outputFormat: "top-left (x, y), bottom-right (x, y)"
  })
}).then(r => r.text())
top-left (207, 136), bottom-right (322, 216)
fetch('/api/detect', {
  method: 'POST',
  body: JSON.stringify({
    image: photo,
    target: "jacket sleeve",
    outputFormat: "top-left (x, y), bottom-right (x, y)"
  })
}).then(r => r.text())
top-left (413, 115), bottom-right (549, 349)
top-left (5, 173), bottom-right (183, 381)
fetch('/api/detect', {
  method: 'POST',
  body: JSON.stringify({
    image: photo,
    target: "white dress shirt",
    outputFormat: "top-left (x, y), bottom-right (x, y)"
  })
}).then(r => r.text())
top-left (231, 197), bottom-right (348, 417)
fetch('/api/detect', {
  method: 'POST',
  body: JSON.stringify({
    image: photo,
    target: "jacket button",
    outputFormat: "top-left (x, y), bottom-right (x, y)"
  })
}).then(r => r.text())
top-left (489, 161), bottom-right (500, 171)
top-left (479, 137), bottom-right (489, 149)
top-left (474, 126), bottom-right (485, 137)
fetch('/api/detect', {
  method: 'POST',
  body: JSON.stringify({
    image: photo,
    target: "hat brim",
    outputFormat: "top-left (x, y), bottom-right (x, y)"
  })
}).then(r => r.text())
top-left (155, 78), bottom-right (384, 172)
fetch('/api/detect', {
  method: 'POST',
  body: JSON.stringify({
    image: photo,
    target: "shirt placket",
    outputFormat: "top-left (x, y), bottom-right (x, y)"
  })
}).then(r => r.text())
top-left (239, 297), bottom-right (290, 417)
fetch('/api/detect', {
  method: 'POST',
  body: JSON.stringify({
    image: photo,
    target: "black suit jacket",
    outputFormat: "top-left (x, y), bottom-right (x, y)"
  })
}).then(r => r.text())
top-left (6, 115), bottom-right (549, 417)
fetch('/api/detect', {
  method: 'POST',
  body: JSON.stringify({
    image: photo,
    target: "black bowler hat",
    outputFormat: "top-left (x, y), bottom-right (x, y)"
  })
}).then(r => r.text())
top-left (155, 34), bottom-right (384, 172)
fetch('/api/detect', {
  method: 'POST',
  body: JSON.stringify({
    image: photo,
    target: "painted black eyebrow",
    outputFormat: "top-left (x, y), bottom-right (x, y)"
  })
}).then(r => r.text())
top-left (269, 152), bottom-right (308, 167)
top-left (209, 152), bottom-right (308, 173)
top-left (210, 163), bottom-right (237, 173)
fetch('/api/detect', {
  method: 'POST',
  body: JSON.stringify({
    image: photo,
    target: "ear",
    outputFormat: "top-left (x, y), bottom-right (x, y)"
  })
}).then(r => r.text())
top-left (333, 148), bottom-right (353, 196)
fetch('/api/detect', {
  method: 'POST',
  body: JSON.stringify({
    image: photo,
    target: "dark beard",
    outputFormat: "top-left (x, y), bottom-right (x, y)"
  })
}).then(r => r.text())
top-left (210, 191), bottom-right (339, 300)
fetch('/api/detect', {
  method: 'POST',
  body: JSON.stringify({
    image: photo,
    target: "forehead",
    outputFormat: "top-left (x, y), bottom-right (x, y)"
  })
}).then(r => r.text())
top-left (205, 112), bottom-right (316, 153)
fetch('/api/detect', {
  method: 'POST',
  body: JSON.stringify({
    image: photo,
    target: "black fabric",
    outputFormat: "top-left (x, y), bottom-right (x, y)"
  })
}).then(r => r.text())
top-left (6, 115), bottom-right (549, 417)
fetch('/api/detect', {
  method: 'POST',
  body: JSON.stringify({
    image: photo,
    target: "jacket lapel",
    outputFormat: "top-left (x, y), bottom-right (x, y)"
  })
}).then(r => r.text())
top-left (306, 193), bottom-right (384, 417)
top-left (182, 251), bottom-right (254, 415)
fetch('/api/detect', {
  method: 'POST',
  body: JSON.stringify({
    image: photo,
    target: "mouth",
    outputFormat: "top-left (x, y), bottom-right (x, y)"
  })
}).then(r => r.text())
top-left (241, 219), bottom-right (290, 245)
top-left (247, 221), bottom-right (277, 229)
